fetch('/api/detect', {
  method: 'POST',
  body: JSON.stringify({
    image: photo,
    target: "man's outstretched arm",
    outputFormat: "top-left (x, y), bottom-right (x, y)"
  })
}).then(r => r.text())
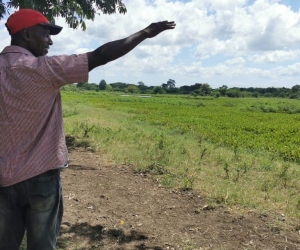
top-left (87, 21), bottom-right (176, 71)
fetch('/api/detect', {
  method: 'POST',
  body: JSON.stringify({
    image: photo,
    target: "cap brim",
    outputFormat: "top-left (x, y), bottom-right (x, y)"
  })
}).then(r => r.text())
top-left (40, 23), bottom-right (63, 35)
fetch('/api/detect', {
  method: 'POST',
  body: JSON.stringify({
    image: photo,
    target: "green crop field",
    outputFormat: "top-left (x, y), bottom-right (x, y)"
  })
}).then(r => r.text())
top-left (62, 91), bottom-right (300, 218)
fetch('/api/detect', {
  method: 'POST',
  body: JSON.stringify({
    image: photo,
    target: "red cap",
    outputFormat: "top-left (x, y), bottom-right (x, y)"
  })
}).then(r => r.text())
top-left (5, 9), bottom-right (62, 35)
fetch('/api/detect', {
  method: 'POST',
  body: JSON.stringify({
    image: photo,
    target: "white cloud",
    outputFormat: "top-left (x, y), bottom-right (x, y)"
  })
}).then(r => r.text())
top-left (172, 59), bottom-right (300, 83)
top-left (211, 0), bottom-right (248, 9)
top-left (74, 48), bottom-right (91, 54)
top-left (49, 18), bottom-right (91, 55)
top-left (249, 50), bottom-right (300, 63)
top-left (225, 57), bottom-right (246, 65)
top-left (276, 62), bottom-right (300, 76)
top-left (195, 38), bottom-right (247, 58)
top-left (244, 1), bottom-right (300, 50)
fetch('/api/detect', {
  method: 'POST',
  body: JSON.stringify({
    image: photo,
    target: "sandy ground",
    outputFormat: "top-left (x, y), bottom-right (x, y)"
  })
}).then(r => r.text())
top-left (58, 147), bottom-right (300, 250)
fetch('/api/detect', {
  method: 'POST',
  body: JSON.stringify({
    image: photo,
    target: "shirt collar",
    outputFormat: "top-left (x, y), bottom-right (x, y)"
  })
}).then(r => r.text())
top-left (0, 45), bottom-right (34, 56)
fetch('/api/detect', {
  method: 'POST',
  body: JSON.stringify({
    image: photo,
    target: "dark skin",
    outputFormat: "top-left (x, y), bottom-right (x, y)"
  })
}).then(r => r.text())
top-left (11, 21), bottom-right (176, 72)
top-left (11, 25), bottom-right (53, 57)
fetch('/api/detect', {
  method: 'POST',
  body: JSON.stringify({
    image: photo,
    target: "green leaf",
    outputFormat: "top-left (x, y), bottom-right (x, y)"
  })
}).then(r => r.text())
top-left (2, 0), bottom-right (127, 30)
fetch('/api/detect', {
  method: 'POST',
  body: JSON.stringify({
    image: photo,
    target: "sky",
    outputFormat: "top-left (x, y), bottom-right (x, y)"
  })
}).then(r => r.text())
top-left (0, 0), bottom-right (300, 89)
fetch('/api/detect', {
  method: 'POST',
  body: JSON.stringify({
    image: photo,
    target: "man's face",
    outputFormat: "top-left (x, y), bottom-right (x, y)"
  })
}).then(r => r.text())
top-left (27, 25), bottom-right (53, 57)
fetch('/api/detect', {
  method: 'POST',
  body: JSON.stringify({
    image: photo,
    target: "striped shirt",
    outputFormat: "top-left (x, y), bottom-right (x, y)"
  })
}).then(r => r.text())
top-left (0, 46), bottom-right (89, 187)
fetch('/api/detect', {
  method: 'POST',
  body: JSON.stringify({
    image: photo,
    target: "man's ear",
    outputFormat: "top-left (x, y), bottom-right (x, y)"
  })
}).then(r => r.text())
top-left (21, 28), bottom-right (30, 42)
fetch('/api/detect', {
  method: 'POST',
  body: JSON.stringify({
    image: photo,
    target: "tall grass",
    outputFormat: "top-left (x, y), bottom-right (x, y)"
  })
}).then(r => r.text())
top-left (62, 91), bottom-right (300, 219)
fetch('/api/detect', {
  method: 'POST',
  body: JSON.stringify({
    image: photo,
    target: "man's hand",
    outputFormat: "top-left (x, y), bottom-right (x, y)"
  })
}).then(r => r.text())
top-left (143, 21), bottom-right (176, 38)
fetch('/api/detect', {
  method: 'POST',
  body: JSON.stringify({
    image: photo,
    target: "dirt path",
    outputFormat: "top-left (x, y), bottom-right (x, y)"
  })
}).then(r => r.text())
top-left (58, 148), bottom-right (300, 250)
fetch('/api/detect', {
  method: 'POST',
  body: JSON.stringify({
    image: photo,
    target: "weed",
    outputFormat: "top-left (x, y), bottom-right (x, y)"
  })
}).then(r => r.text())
top-left (196, 102), bottom-right (205, 107)
top-left (223, 102), bottom-right (236, 107)
top-left (158, 133), bottom-right (165, 150)
top-left (223, 162), bottom-right (230, 179)
top-left (233, 145), bottom-right (239, 160)
top-left (200, 147), bottom-right (207, 159)
top-left (197, 135), bottom-right (204, 146)
top-left (260, 162), bottom-right (273, 172)
top-left (181, 146), bottom-right (188, 155)
top-left (20, 235), bottom-right (27, 250)
top-left (63, 106), bottom-right (79, 118)
top-left (56, 238), bottom-right (70, 249)
top-left (136, 162), bottom-right (169, 175)
top-left (76, 139), bottom-right (92, 149)
top-left (234, 167), bottom-right (241, 182)
top-left (297, 199), bottom-right (300, 211)
top-left (79, 121), bottom-right (95, 138)
top-left (261, 180), bottom-right (271, 200)
top-left (241, 162), bottom-right (251, 174)
top-left (181, 166), bottom-right (196, 191)
top-left (278, 164), bottom-right (291, 188)
top-left (159, 173), bottom-right (177, 187)
top-left (63, 101), bottom-right (79, 118)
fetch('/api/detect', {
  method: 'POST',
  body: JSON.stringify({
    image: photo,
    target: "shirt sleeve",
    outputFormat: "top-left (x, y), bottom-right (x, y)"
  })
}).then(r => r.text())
top-left (44, 53), bottom-right (89, 89)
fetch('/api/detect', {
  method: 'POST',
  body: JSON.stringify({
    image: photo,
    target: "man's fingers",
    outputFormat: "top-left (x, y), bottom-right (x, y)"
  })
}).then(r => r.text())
top-left (161, 21), bottom-right (176, 29)
top-left (144, 21), bottom-right (176, 38)
top-left (156, 21), bottom-right (176, 34)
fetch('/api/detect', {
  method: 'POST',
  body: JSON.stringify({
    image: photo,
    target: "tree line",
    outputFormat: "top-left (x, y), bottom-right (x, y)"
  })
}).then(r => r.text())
top-left (61, 79), bottom-right (300, 99)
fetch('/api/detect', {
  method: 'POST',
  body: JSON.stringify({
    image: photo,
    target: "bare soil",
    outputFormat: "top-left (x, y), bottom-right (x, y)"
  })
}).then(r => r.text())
top-left (59, 147), bottom-right (300, 250)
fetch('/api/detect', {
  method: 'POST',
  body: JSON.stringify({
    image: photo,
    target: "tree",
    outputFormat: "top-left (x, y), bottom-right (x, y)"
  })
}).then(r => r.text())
top-left (161, 79), bottom-right (175, 90)
top-left (226, 88), bottom-right (241, 98)
top-left (179, 85), bottom-right (191, 94)
top-left (219, 85), bottom-right (228, 96)
top-left (77, 82), bottom-right (98, 91)
top-left (190, 83), bottom-right (202, 91)
top-left (152, 86), bottom-right (165, 94)
top-left (1, 0), bottom-right (127, 30)
top-left (291, 85), bottom-right (300, 93)
top-left (137, 81), bottom-right (148, 93)
top-left (110, 82), bottom-right (128, 91)
top-left (125, 84), bottom-right (140, 94)
top-left (85, 83), bottom-right (98, 91)
top-left (99, 79), bottom-right (107, 90)
top-left (199, 83), bottom-right (212, 96)
top-left (167, 79), bottom-right (176, 89)
top-left (61, 83), bottom-right (78, 92)
top-left (213, 90), bottom-right (220, 98)
top-left (77, 82), bottom-right (88, 88)
top-left (289, 85), bottom-right (300, 99)
top-left (161, 83), bottom-right (168, 89)
top-left (105, 84), bottom-right (113, 92)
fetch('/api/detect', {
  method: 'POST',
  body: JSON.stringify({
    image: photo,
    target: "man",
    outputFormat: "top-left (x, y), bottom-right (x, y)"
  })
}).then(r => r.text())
top-left (0, 9), bottom-right (175, 250)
